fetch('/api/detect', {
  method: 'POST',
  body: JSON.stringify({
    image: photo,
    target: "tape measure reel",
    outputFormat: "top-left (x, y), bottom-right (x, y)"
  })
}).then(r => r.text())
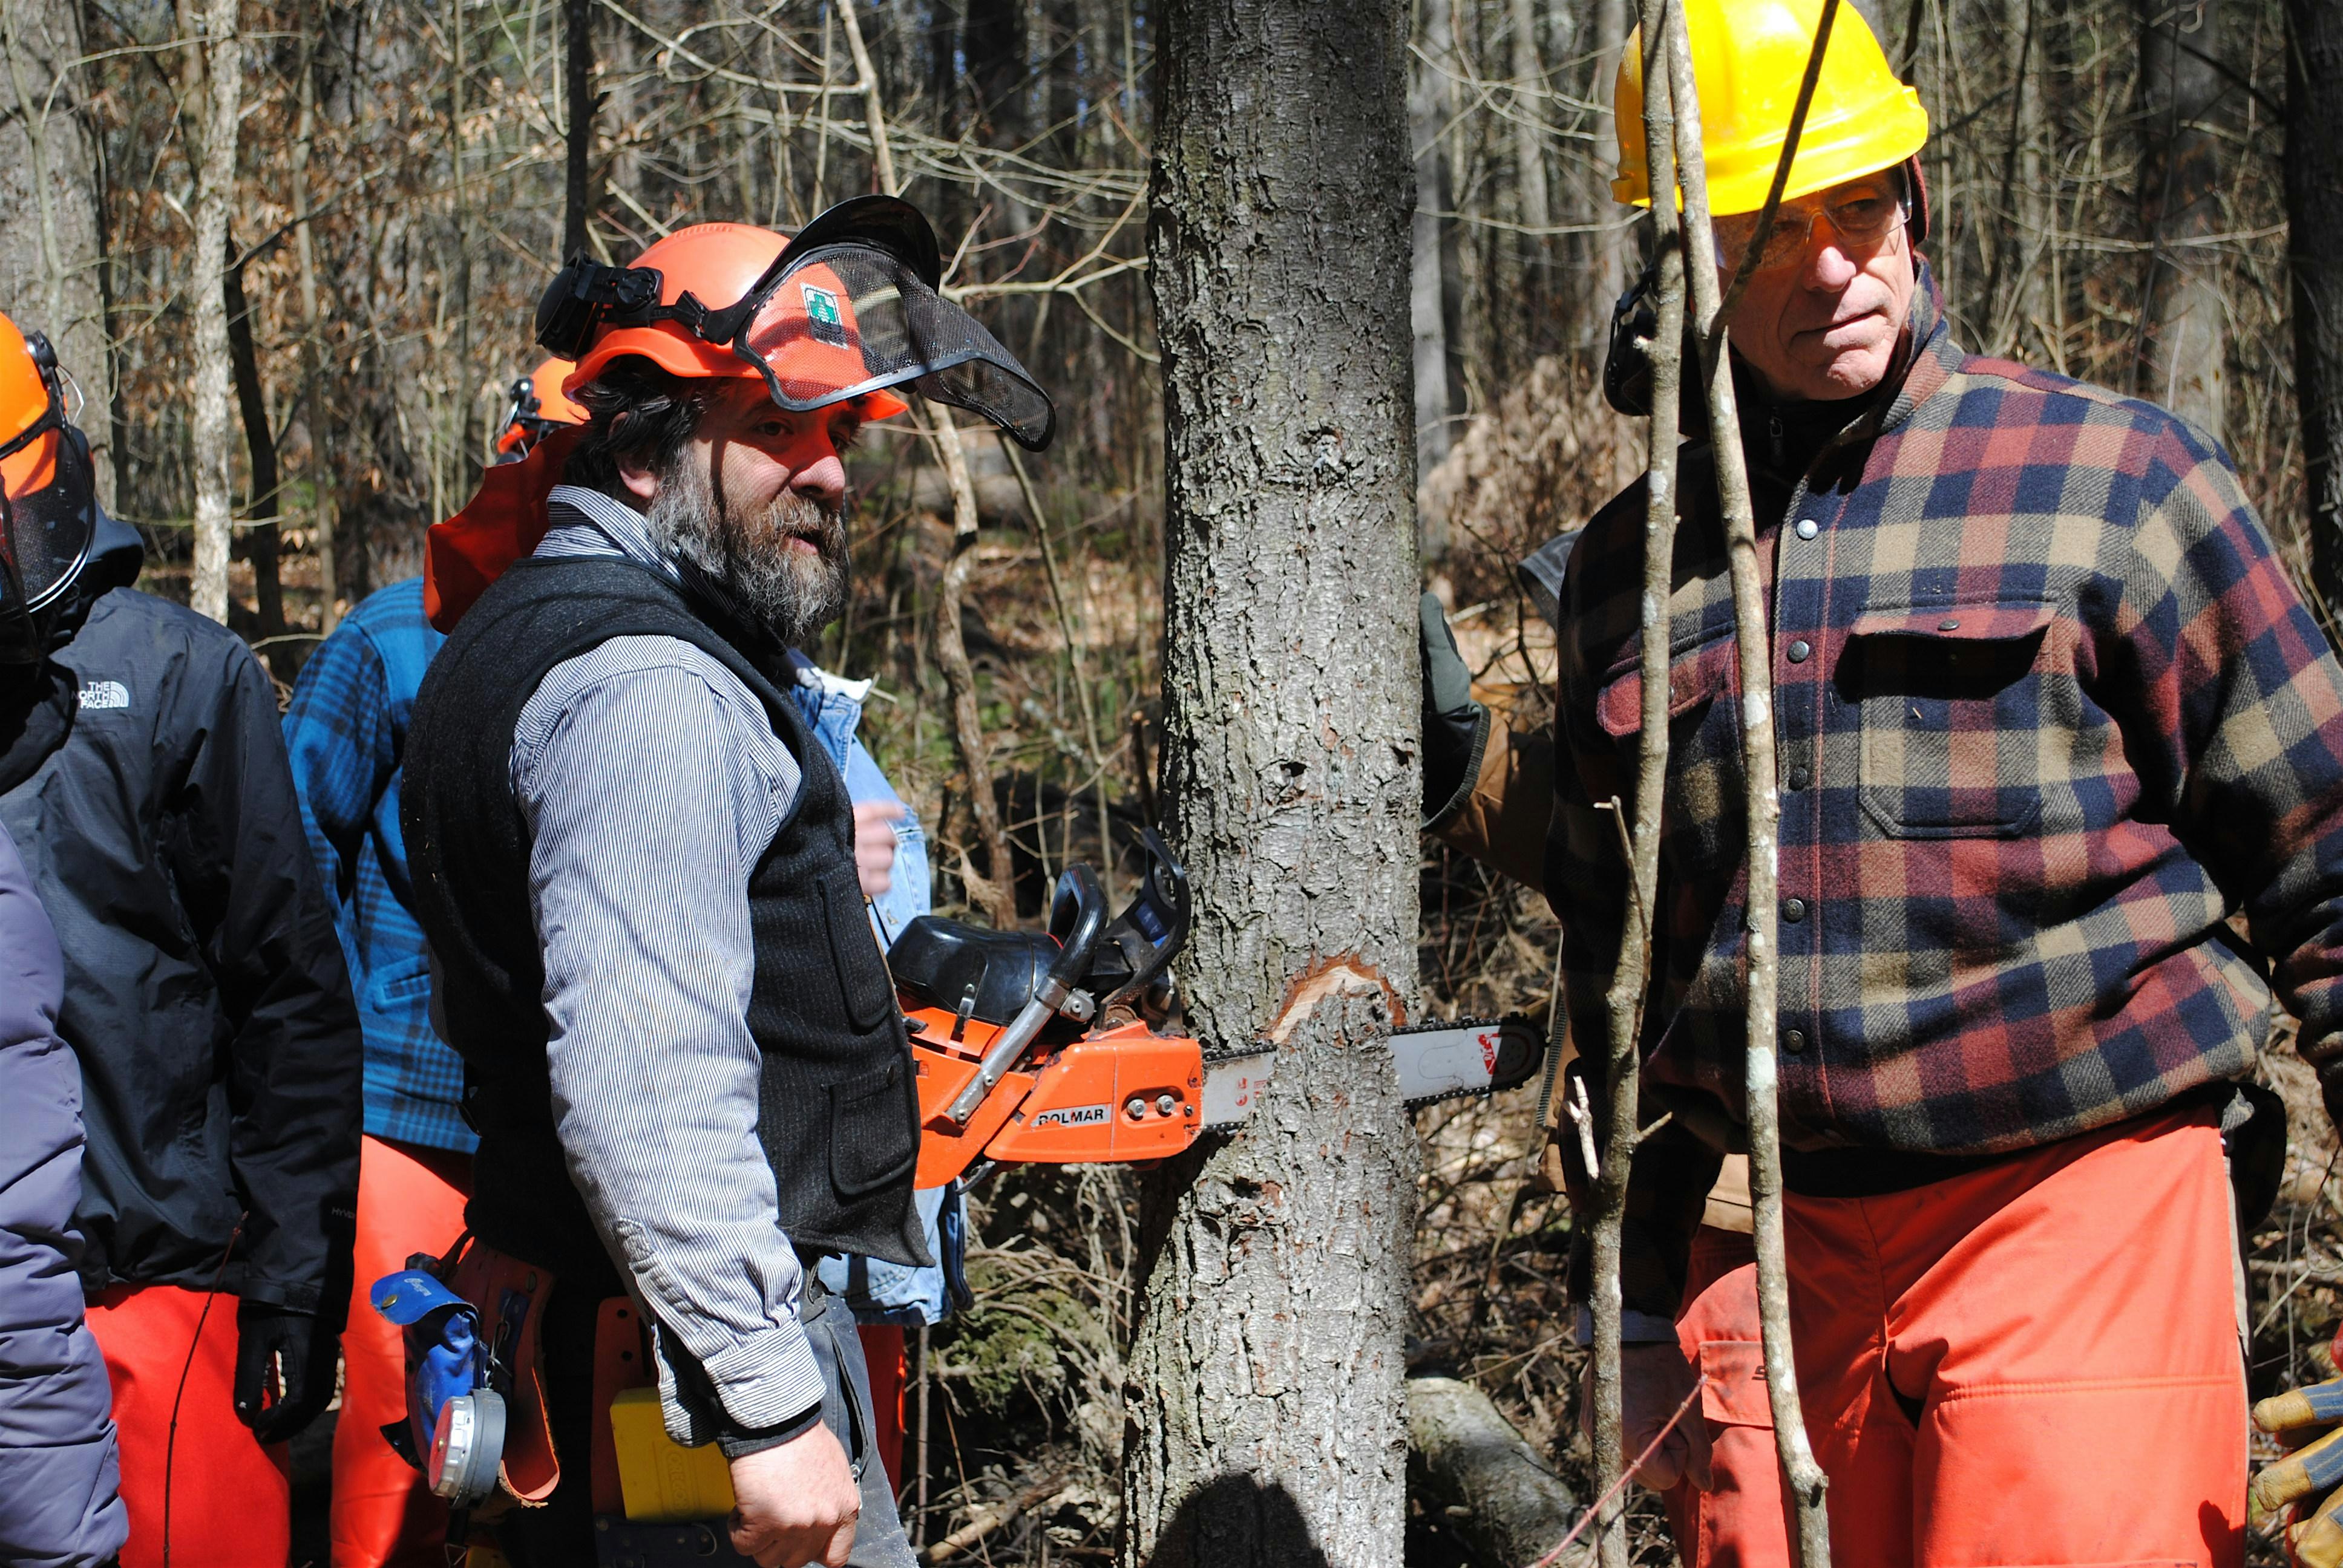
top-left (428, 1387), bottom-right (508, 1507)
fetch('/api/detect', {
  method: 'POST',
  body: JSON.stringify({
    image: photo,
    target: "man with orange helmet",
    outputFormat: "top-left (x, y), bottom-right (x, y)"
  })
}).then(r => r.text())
top-left (0, 309), bottom-right (362, 1567)
top-left (399, 197), bottom-right (1049, 1568)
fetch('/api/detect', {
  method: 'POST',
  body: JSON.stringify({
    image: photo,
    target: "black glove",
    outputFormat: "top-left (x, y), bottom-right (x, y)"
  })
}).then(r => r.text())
top-left (1420, 592), bottom-right (1490, 832)
top-left (234, 1303), bottom-right (333, 1445)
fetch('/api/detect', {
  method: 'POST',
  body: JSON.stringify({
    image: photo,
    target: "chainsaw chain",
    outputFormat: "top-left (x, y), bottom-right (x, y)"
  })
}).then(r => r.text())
top-left (1201, 1013), bottom-right (1540, 1113)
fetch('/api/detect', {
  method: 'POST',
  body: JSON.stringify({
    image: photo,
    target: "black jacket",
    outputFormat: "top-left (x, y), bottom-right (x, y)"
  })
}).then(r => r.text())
top-left (0, 537), bottom-right (362, 1312)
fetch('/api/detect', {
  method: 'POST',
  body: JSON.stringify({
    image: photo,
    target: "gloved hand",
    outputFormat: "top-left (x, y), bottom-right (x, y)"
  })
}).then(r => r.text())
top-left (1420, 592), bottom-right (1490, 833)
top-left (234, 1302), bottom-right (333, 1445)
top-left (2252, 1375), bottom-right (2343, 1564)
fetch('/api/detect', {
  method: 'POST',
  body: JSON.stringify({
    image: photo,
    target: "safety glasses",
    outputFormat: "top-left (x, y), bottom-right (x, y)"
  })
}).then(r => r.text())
top-left (1712, 172), bottom-right (1912, 275)
top-left (534, 197), bottom-right (1056, 450)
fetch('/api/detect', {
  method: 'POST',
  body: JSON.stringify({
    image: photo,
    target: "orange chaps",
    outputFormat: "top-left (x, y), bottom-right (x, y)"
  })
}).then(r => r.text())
top-left (1666, 1107), bottom-right (2245, 1567)
top-left (83, 1283), bottom-right (291, 1568)
top-left (330, 1134), bottom-right (476, 1568)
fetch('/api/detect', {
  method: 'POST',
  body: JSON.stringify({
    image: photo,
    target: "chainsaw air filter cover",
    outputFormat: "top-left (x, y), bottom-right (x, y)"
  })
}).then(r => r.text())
top-left (889, 917), bottom-right (1061, 1026)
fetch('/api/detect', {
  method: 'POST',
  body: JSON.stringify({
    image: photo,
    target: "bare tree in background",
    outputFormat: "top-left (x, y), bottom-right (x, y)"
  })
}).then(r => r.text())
top-left (1412, 0), bottom-right (1460, 488)
top-left (1989, 0), bottom-right (2050, 354)
top-left (0, 0), bottom-right (108, 496)
top-left (184, 0), bottom-right (240, 624)
top-left (2294, 0), bottom-right (2343, 616)
top-left (564, 0), bottom-right (592, 260)
top-left (2139, 0), bottom-right (2228, 441)
top-left (1121, 0), bottom-right (1421, 1561)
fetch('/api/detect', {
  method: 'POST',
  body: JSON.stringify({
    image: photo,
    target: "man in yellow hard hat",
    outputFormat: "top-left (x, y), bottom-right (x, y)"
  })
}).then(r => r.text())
top-left (1535, 2), bottom-right (2343, 1564)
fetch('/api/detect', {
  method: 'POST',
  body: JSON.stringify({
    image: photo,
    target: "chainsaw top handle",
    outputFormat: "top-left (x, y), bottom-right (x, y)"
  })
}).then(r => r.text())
top-left (1046, 862), bottom-right (1110, 995)
top-left (943, 864), bottom-right (1110, 1126)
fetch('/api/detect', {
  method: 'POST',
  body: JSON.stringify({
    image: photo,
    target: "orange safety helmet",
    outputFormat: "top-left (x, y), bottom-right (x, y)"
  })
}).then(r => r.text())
top-left (0, 310), bottom-right (95, 661)
top-left (426, 197), bottom-right (1058, 631)
top-left (493, 357), bottom-right (588, 460)
top-left (534, 196), bottom-right (1052, 451)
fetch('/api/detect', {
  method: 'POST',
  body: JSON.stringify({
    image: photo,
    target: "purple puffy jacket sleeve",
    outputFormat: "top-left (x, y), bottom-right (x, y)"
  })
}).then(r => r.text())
top-left (0, 822), bottom-right (127, 1566)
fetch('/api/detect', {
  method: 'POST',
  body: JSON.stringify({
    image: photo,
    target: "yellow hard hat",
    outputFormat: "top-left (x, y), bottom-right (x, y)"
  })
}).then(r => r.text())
top-left (1613, 0), bottom-right (1929, 218)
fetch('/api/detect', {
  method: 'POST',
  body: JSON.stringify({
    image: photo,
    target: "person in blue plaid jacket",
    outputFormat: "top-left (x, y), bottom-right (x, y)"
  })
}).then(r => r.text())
top-left (284, 574), bottom-right (948, 1567)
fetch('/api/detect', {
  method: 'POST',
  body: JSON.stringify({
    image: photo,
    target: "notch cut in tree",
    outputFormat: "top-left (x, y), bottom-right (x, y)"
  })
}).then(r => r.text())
top-left (1120, 0), bottom-right (1421, 1563)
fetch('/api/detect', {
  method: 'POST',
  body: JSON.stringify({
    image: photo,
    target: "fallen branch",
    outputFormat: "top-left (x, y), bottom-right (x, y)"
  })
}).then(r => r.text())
top-left (920, 1473), bottom-right (1071, 1564)
top-left (1405, 1376), bottom-right (1584, 1568)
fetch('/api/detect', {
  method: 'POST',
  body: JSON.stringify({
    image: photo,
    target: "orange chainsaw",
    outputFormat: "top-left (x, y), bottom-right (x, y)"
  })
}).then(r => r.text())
top-left (893, 829), bottom-right (1545, 1188)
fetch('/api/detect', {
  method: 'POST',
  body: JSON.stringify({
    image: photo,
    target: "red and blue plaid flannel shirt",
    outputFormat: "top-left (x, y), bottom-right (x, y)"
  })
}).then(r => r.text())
top-left (1552, 272), bottom-right (2343, 1318)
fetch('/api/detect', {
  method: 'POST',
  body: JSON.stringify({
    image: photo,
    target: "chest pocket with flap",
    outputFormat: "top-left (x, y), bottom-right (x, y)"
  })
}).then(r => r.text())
top-left (1839, 599), bottom-right (2057, 839)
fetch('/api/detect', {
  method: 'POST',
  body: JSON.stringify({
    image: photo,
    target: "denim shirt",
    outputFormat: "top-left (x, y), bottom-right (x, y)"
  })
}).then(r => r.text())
top-left (787, 653), bottom-right (963, 1327)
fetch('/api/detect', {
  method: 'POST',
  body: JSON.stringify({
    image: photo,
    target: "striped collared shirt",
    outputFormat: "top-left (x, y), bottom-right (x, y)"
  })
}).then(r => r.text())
top-left (513, 486), bottom-right (820, 1438)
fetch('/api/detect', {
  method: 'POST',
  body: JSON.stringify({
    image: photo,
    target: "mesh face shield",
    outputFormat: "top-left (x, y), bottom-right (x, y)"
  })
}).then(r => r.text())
top-left (535, 196), bottom-right (1057, 451)
top-left (0, 398), bottom-right (95, 663)
top-left (731, 245), bottom-right (1053, 449)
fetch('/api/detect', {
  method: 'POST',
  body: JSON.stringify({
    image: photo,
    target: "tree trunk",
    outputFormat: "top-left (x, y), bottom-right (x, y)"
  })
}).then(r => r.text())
top-left (1122, 1), bottom-right (1421, 1564)
top-left (2292, 0), bottom-right (2343, 622)
top-left (1508, 0), bottom-right (1551, 342)
top-left (1411, 0), bottom-right (1458, 510)
top-left (223, 237), bottom-right (286, 665)
top-left (1990, 0), bottom-right (2047, 355)
top-left (1582, 0), bottom-right (1631, 353)
top-left (2138, 0), bottom-right (2226, 441)
top-left (564, 0), bottom-right (592, 258)
top-left (293, 34), bottom-right (338, 635)
top-left (185, 0), bottom-right (241, 626)
top-left (0, 0), bottom-right (111, 497)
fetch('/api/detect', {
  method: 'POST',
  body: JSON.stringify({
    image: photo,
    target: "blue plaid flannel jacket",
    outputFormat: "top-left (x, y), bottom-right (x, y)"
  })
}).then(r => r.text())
top-left (284, 581), bottom-right (937, 1158)
top-left (1552, 272), bottom-right (2343, 1318)
top-left (283, 580), bottom-right (464, 1150)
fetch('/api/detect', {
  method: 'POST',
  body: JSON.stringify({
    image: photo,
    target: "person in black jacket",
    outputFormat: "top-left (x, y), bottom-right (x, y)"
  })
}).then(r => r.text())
top-left (0, 310), bottom-right (362, 1568)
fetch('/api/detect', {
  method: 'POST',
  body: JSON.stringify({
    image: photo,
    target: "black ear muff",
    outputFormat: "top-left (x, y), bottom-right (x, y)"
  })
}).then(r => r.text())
top-left (534, 256), bottom-right (666, 357)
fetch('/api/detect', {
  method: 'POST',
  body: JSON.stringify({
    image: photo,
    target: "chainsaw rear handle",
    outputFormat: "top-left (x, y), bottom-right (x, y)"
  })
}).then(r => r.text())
top-left (943, 863), bottom-right (1110, 1126)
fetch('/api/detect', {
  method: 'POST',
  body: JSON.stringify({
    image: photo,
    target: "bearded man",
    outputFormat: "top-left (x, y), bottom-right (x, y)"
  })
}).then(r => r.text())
top-left (399, 203), bottom-right (1053, 1568)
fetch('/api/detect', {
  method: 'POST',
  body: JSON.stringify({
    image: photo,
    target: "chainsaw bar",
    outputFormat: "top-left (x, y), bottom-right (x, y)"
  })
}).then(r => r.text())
top-left (1198, 1016), bottom-right (1545, 1130)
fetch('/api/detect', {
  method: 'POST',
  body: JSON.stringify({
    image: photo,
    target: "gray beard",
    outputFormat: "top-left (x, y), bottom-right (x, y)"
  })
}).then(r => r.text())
top-left (644, 460), bottom-right (849, 648)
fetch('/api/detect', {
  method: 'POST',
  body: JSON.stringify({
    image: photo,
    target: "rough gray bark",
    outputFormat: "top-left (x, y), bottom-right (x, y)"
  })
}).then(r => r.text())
top-left (185, 0), bottom-right (241, 625)
top-left (1405, 1377), bottom-right (1586, 1568)
top-left (2138, 0), bottom-right (2227, 441)
top-left (1122, 0), bottom-right (1422, 1563)
top-left (0, 0), bottom-right (109, 496)
top-left (2291, 0), bottom-right (2343, 620)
